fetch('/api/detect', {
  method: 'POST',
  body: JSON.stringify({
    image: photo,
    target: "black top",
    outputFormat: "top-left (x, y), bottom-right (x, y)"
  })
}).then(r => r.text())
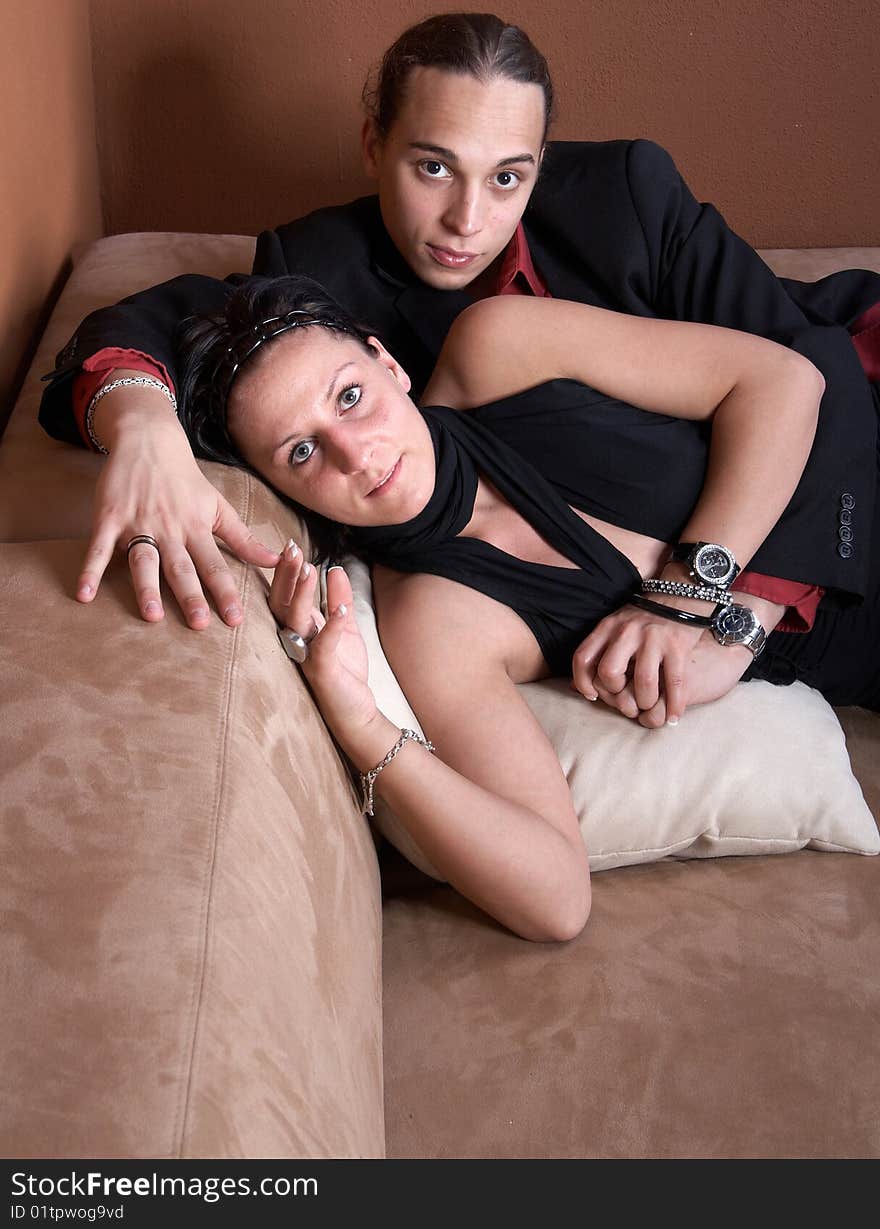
top-left (350, 380), bottom-right (713, 675)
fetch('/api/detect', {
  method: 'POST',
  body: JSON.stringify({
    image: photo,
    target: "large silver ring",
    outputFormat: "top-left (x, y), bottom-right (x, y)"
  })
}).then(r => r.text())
top-left (126, 534), bottom-right (160, 558)
top-left (278, 621), bottom-right (319, 664)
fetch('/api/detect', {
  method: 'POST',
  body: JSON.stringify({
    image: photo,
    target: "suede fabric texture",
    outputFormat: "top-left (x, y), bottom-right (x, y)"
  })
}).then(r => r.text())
top-left (0, 534), bottom-right (384, 1159)
top-left (1, 232), bottom-right (878, 1160)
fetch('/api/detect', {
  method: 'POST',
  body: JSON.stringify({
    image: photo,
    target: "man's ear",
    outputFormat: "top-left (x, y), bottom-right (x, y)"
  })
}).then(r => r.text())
top-left (362, 118), bottom-right (382, 179)
top-left (367, 335), bottom-right (411, 393)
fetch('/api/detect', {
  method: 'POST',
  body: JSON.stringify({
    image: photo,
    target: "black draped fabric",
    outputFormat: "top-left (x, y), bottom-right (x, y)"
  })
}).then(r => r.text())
top-left (349, 379), bottom-right (880, 705)
top-left (351, 380), bottom-right (709, 675)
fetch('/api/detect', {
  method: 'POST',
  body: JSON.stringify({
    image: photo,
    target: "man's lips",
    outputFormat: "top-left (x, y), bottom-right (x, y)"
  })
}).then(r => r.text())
top-left (367, 457), bottom-right (401, 496)
top-left (426, 244), bottom-right (480, 268)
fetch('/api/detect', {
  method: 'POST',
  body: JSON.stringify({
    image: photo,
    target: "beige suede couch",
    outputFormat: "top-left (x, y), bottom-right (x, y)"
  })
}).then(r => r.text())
top-left (1, 234), bottom-right (879, 1160)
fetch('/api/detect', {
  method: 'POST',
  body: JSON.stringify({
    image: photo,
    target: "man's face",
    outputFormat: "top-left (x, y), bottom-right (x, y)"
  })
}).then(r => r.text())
top-left (363, 67), bottom-right (545, 290)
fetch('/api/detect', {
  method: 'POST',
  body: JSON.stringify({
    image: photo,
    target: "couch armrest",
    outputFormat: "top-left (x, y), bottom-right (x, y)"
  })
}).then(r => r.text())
top-left (0, 535), bottom-right (383, 1158)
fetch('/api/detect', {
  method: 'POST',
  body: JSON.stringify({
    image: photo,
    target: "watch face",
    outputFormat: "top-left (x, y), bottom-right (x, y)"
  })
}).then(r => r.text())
top-left (715, 604), bottom-right (758, 640)
top-left (695, 544), bottom-right (735, 584)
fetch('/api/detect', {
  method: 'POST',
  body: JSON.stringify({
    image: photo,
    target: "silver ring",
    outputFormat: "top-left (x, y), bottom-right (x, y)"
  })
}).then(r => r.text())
top-left (126, 534), bottom-right (160, 558)
top-left (278, 621), bottom-right (319, 664)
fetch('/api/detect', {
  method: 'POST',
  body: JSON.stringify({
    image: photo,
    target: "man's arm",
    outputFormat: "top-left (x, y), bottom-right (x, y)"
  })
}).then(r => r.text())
top-left (38, 273), bottom-right (242, 444)
top-left (625, 139), bottom-right (879, 602)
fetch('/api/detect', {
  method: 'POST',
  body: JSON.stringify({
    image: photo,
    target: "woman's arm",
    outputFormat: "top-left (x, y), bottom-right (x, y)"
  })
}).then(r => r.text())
top-left (271, 559), bottom-right (591, 943)
top-left (426, 297), bottom-right (824, 723)
top-left (427, 296), bottom-right (823, 574)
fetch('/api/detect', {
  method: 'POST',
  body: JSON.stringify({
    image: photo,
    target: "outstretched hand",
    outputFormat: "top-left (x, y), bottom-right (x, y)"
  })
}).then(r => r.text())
top-left (270, 547), bottom-right (377, 739)
top-left (77, 425), bottom-right (280, 626)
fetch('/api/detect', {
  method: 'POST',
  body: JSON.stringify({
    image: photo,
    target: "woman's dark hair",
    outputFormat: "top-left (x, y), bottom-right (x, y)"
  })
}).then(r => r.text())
top-left (178, 275), bottom-right (375, 560)
top-left (363, 12), bottom-right (554, 141)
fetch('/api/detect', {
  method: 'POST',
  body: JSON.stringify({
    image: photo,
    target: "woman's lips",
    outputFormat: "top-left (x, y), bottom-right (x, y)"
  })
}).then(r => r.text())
top-left (367, 456), bottom-right (402, 496)
top-left (426, 244), bottom-right (479, 269)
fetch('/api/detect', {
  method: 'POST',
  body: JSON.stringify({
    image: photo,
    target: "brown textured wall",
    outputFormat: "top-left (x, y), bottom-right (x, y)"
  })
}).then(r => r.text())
top-left (0, 1), bottom-right (102, 423)
top-left (88, 0), bottom-right (878, 247)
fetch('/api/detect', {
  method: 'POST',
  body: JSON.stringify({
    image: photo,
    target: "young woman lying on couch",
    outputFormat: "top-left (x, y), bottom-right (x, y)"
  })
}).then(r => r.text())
top-left (158, 270), bottom-right (880, 942)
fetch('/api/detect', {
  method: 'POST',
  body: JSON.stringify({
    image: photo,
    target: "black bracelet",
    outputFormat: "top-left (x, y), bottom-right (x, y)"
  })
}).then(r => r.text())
top-left (628, 594), bottom-right (718, 628)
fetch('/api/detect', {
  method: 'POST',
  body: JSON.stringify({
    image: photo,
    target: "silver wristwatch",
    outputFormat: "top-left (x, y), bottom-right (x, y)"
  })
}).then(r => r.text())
top-left (710, 602), bottom-right (767, 657)
top-left (672, 541), bottom-right (740, 588)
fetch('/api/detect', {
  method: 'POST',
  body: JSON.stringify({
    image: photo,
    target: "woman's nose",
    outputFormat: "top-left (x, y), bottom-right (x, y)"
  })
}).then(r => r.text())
top-left (326, 425), bottom-right (372, 474)
top-left (442, 185), bottom-right (484, 237)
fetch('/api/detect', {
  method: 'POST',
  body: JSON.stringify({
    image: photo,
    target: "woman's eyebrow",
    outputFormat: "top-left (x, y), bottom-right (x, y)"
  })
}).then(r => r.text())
top-left (324, 360), bottom-right (357, 404)
top-left (272, 361), bottom-right (358, 456)
top-left (408, 142), bottom-right (536, 169)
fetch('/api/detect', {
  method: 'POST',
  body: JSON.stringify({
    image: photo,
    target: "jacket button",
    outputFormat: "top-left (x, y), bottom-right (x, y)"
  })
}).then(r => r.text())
top-left (839, 509), bottom-right (853, 525)
top-left (838, 525), bottom-right (854, 542)
top-left (838, 541), bottom-right (854, 559)
top-left (841, 492), bottom-right (855, 510)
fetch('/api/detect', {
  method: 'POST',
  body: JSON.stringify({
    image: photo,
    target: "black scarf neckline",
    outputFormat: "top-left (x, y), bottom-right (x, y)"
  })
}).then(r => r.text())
top-left (348, 403), bottom-right (639, 588)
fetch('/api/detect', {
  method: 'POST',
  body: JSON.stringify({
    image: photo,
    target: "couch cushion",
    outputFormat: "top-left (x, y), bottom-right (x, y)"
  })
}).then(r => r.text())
top-left (0, 534), bottom-right (383, 1159)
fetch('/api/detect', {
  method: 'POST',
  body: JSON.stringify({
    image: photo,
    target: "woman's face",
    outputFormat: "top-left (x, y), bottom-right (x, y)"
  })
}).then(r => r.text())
top-left (363, 67), bottom-right (545, 291)
top-left (227, 327), bottom-right (436, 527)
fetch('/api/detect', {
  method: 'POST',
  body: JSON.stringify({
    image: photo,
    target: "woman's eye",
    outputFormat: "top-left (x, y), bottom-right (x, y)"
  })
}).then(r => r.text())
top-left (492, 170), bottom-right (520, 190)
top-left (339, 384), bottom-right (362, 410)
top-left (290, 439), bottom-right (316, 465)
top-left (420, 160), bottom-right (451, 179)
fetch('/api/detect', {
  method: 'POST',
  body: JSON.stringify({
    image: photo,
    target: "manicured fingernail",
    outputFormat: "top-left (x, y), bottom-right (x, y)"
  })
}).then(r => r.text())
top-left (78, 583), bottom-right (92, 598)
top-left (666, 717), bottom-right (679, 727)
top-left (336, 603), bottom-right (348, 617)
top-left (224, 604), bottom-right (241, 620)
top-left (586, 693), bottom-right (598, 701)
top-left (284, 539), bottom-right (299, 561)
top-left (327, 564), bottom-right (345, 573)
top-left (302, 562), bottom-right (311, 578)
top-left (144, 600), bottom-right (160, 615)
top-left (193, 607), bottom-right (209, 621)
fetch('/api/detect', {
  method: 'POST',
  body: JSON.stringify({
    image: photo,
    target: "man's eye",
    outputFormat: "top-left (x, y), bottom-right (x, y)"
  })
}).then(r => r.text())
top-left (290, 439), bottom-right (316, 465)
top-left (420, 160), bottom-right (451, 179)
top-left (492, 170), bottom-right (520, 190)
top-left (339, 384), bottom-right (362, 410)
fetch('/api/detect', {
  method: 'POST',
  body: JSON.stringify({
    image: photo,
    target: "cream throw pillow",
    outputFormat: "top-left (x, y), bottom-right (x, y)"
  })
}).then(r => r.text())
top-left (345, 557), bottom-right (880, 876)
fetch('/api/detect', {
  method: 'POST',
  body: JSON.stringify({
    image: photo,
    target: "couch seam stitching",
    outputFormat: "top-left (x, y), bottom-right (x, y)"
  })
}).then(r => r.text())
top-left (173, 472), bottom-right (253, 1157)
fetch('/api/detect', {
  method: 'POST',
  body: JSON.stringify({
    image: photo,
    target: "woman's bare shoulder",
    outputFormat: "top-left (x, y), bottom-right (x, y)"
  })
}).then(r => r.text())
top-left (422, 297), bottom-right (558, 411)
top-left (370, 564), bottom-right (546, 684)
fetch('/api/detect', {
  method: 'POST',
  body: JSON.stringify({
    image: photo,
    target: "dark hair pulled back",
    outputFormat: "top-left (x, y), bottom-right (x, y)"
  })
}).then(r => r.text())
top-left (363, 12), bottom-right (554, 141)
top-left (178, 275), bottom-right (376, 560)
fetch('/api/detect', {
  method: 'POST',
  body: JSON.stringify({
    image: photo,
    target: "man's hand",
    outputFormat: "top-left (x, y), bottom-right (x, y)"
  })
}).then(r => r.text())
top-left (77, 415), bottom-right (280, 627)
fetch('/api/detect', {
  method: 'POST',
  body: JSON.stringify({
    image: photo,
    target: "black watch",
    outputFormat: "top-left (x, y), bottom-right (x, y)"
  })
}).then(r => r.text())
top-left (671, 541), bottom-right (740, 588)
top-left (711, 603), bottom-right (767, 657)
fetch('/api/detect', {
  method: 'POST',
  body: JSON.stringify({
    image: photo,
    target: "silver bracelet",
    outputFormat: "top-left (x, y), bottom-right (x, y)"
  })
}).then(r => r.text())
top-left (84, 375), bottom-right (178, 454)
top-left (642, 578), bottom-right (732, 605)
top-left (360, 728), bottom-right (435, 817)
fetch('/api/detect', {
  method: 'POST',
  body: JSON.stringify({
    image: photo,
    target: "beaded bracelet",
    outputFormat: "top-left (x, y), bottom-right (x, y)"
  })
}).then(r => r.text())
top-left (642, 578), bottom-right (732, 606)
top-left (84, 375), bottom-right (178, 454)
top-left (360, 728), bottom-right (435, 817)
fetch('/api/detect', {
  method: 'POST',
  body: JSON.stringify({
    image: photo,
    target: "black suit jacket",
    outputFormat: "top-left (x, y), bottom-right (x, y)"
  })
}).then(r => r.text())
top-left (39, 140), bottom-right (880, 600)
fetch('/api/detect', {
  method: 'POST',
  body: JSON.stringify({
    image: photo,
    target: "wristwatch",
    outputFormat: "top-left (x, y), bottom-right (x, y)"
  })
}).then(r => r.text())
top-left (711, 602), bottom-right (767, 657)
top-left (671, 541), bottom-right (741, 588)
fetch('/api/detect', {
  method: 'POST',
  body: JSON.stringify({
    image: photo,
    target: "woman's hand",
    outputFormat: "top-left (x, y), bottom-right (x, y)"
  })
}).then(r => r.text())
top-left (571, 604), bottom-right (707, 725)
top-left (271, 548), bottom-right (378, 742)
top-left (77, 416), bottom-right (280, 627)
